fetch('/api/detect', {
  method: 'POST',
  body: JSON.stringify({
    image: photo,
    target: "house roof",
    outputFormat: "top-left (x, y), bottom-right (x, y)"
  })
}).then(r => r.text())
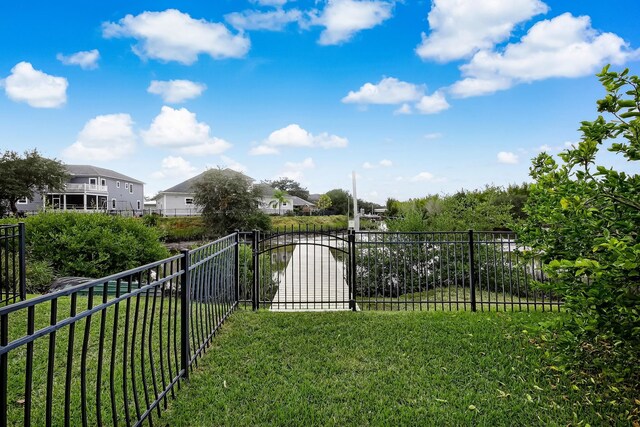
top-left (254, 183), bottom-right (278, 198)
top-left (66, 165), bottom-right (144, 184)
top-left (291, 195), bottom-right (315, 207)
top-left (159, 168), bottom-right (253, 194)
top-left (254, 184), bottom-right (315, 206)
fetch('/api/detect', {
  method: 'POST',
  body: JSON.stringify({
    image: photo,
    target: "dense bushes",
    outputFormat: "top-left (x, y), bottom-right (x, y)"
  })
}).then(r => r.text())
top-left (154, 216), bottom-right (209, 242)
top-left (2, 212), bottom-right (169, 281)
top-left (385, 185), bottom-right (525, 232)
top-left (518, 67), bottom-right (640, 391)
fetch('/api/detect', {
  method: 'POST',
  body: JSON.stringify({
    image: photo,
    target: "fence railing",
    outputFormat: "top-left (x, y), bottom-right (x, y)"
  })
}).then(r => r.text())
top-left (353, 230), bottom-right (557, 311)
top-left (0, 233), bottom-right (238, 427)
top-left (0, 224), bottom-right (26, 306)
top-left (238, 228), bottom-right (559, 312)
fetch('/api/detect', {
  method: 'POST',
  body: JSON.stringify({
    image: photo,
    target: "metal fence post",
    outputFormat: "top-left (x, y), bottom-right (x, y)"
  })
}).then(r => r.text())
top-left (18, 222), bottom-right (26, 301)
top-left (468, 230), bottom-right (477, 312)
top-left (234, 230), bottom-right (240, 305)
top-left (348, 229), bottom-right (357, 311)
top-left (252, 230), bottom-right (260, 311)
top-left (180, 249), bottom-right (190, 379)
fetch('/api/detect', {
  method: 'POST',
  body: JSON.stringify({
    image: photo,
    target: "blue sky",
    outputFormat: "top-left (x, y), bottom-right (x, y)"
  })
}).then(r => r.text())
top-left (1, 0), bottom-right (639, 203)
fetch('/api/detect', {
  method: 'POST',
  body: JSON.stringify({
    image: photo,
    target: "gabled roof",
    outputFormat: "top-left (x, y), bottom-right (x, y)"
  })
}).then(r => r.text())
top-left (66, 165), bottom-right (144, 184)
top-left (159, 168), bottom-right (254, 194)
top-left (253, 185), bottom-right (314, 206)
top-left (290, 195), bottom-right (315, 207)
top-left (254, 183), bottom-right (279, 198)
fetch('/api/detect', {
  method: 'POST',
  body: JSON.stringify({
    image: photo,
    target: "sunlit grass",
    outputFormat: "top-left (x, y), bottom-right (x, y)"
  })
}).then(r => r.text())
top-left (163, 310), bottom-right (633, 426)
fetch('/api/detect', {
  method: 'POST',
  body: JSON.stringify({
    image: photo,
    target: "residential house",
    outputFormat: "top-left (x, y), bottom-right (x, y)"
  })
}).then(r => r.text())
top-left (154, 169), bottom-right (314, 216)
top-left (16, 165), bottom-right (144, 215)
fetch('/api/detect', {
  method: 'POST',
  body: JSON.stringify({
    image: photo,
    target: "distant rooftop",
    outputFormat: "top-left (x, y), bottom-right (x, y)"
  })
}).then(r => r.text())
top-left (159, 168), bottom-right (253, 194)
top-left (66, 165), bottom-right (144, 184)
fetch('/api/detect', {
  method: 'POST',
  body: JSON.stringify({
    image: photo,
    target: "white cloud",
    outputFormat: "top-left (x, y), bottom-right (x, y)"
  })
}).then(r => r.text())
top-left (152, 156), bottom-right (198, 179)
top-left (56, 49), bottom-right (100, 69)
top-left (267, 124), bottom-right (314, 147)
top-left (220, 155), bottom-right (247, 173)
top-left (249, 145), bottom-right (279, 155)
top-left (394, 103), bottom-right (412, 115)
top-left (179, 138), bottom-right (233, 156)
top-left (102, 9), bottom-right (250, 64)
top-left (497, 151), bottom-right (519, 164)
top-left (363, 159), bottom-right (392, 169)
top-left (312, 0), bottom-right (394, 45)
top-left (141, 106), bottom-right (232, 155)
top-left (280, 157), bottom-right (315, 181)
top-left (3, 62), bottom-right (67, 108)
top-left (250, 124), bottom-right (348, 155)
top-left (63, 114), bottom-right (136, 161)
top-left (342, 77), bottom-right (424, 104)
top-left (410, 172), bottom-right (436, 182)
top-left (225, 9), bottom-right (302, 31)
top-left (315, 132), bottom-right (349, 148)
top-left (416, 0), bottom-right (548, 62)
top-left (415, 91), bottom-right (450, 114)
top-left (450, 13), bottom-right (639, 97)
top-left (147, 80), bottom-right (206, 103)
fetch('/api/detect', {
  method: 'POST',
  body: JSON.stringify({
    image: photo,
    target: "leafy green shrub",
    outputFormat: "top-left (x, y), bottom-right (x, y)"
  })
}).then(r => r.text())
top-left (25, 260), bottom-right (55, 293)
top-left (271, 215), bottom-right (347, 230)
top-left (3, 212), bottom-right (169, 278)
top-left (518, 66), bottom-right (640, 388)
top-left (155, 216), bottom-right (209, 242)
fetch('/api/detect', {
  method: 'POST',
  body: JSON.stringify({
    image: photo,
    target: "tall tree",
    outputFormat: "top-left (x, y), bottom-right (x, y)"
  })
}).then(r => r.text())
top-left (325, 189), bottom-right (350, 215)
top-left (193, 168), bottom-right (271, 236)
top-left (264, 177), bottom-right (310, 200)
top-left (269, 189), bottom-right (288, 215)
top-left (0, 149), bottom-right (68, 216)
top-left (316, 194), bottom-right (332, 214)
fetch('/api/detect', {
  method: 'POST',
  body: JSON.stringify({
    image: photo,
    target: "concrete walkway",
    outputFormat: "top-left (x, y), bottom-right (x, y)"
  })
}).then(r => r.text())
top-left (270, 238), bottom-right (353, 311)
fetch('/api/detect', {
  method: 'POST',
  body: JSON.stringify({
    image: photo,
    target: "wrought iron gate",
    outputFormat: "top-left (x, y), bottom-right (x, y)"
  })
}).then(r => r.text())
top-left (250, 228), bottom-right (357, 311)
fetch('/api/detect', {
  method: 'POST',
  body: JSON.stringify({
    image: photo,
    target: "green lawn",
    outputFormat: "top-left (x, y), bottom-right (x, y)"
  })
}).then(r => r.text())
top-left (162, 310), bottom-right (634, 426)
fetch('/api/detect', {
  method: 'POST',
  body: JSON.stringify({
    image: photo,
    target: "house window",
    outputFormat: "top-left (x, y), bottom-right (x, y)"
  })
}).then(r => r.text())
top-left (125, 183), bottom-right (129, 190)
top-left (116, 181), bottom-right (120, 188)
top-left (89, 178), bottom-right (97, 185)
top-left (137, 200), bottom-right (141, 210)
top-left (129, 184), bottom-right (133, 194)
top-left (16, 197), bottom-right (28, 204)
top-left (282, 202), bottom-right (287, 206)
top-left (111, 199), bottom-right (116, 209)
top-left (185, 198), bottom-right (194, 205)
top-left (101, 179), bottom-right (106, 187)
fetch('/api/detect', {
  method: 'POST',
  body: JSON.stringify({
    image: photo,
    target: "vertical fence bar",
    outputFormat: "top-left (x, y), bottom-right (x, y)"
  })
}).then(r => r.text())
top-left (0, 312), bottom-right (7, 427)
top-left (252, 230), bottom-right (260, 311)
top-left (18, 222), bottom-right (26, 301)
top-left (234, 230), bottom-right (240, 305)
top-left (348, 230), bottom-right (357, 311)
top-left (468, 230), bottom-right (477, 312)
top-left (180, 250), bottom-right (190, 380)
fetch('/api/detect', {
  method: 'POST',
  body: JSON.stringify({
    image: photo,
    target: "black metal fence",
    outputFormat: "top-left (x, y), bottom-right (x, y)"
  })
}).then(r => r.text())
top-left (0, 224), bottom-right (26, 306)
top-left (239, 228), bottom-right (559, 312)
top-left (0, 233), bottom-right (238, 427)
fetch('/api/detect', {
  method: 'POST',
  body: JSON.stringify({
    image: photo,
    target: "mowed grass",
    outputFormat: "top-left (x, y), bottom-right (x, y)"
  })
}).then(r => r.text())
top-left (356, 287), bottom-right (561, 312)
top-left (162, 310), bottom-right (632, 426)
